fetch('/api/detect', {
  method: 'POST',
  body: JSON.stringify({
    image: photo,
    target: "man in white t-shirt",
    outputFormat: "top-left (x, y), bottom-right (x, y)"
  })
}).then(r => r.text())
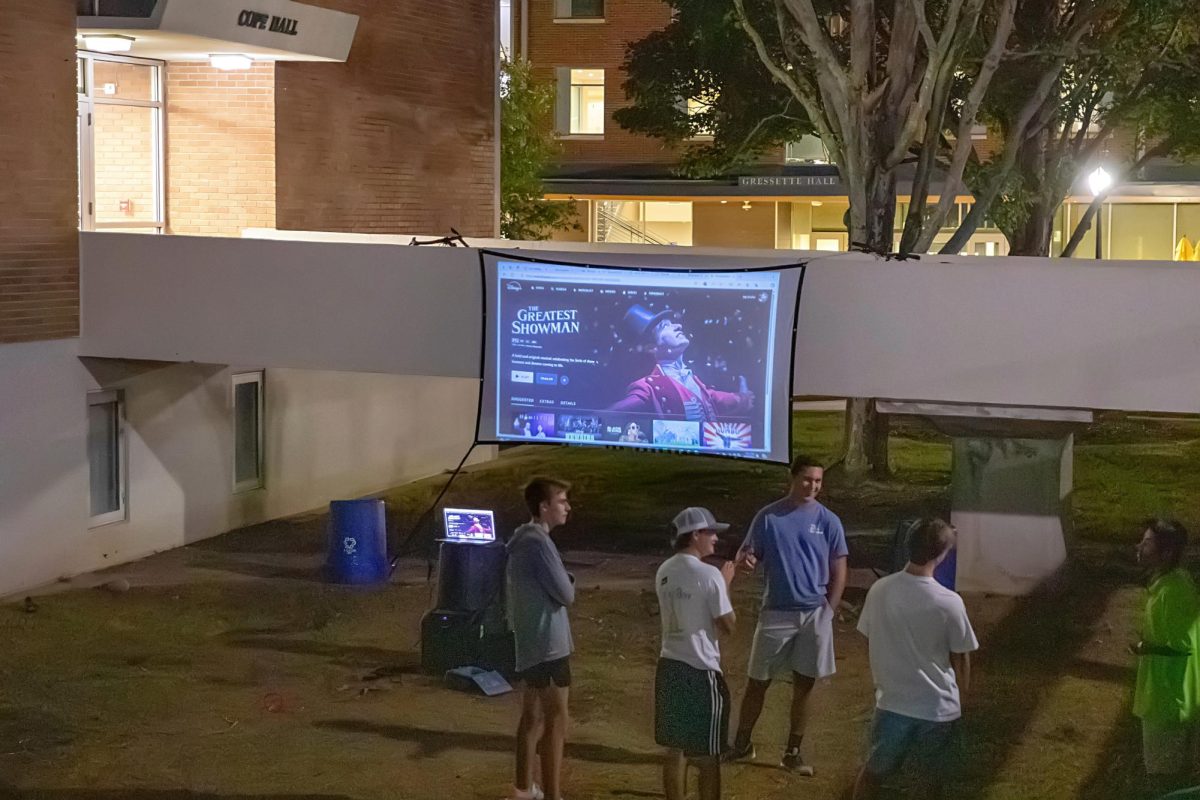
top-left (852, 518), bottom-right (979, 800)
top-left (656, 507), bottom-right (738, 800)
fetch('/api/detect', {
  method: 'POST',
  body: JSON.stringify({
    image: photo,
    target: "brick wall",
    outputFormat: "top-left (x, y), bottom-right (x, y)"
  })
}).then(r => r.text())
top-left (274, 0), bottom-right (497, 236)
top-left (523, 0), bottom-right (787, 171)
top-left (0, 0), bottom-right (78, 343)
top-left (167, 62), bottom-right (276, 236)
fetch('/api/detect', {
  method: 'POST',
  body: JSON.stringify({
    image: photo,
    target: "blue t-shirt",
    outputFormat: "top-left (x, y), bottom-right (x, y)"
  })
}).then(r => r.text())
top-left (742, 498), bottom-right (848, 610)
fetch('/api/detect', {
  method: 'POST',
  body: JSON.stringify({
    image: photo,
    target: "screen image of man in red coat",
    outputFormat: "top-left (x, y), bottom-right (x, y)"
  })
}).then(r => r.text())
top-left (608, 304), bottom-right (755, 422)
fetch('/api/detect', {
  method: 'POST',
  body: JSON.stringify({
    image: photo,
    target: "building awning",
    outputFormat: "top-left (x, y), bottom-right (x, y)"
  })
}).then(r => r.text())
top-left (77, 0), bottom-right (358, 62)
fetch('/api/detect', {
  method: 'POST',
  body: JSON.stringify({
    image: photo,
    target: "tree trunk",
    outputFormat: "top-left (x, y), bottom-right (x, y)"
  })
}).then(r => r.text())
top-left (1006, 201), bottom-right (1057, 256)
top-left (838, 166), bottom-right (895, 481)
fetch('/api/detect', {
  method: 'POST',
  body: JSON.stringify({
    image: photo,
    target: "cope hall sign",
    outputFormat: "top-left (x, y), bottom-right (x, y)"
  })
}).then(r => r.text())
top-left (237, 9), bottom-right (299, 36)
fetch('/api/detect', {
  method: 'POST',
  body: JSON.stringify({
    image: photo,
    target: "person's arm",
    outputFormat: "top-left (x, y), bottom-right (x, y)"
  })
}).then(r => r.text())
top-left (607, 379), bottom-right (653, 412)
top-left (712, 565), bottom-right (736, 636)
top-left (826, 555), bottom-right (847, 612)
top-left (826, 516), bottom-right (849, 610)
top-left (536, 539), bottom-right (575, 607)
top-left (950, 651), bottom-right (971, 697)
top-left (735, 512), bottom-right (764, 571)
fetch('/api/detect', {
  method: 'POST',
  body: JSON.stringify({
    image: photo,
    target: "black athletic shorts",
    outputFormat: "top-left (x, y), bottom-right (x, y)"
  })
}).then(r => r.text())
top-left (519, 656), bottom-right (572, 688)
top-left (654, 657), bottom-right (730, 758)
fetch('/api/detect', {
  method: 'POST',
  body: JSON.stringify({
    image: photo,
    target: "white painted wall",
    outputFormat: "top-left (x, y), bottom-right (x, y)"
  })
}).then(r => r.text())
top-left (0, 343), bottom-right (487, 598)
top-left (0, 339), bottom-right (90, 592)
top-left (82, 232), bottom-right (1200, 413)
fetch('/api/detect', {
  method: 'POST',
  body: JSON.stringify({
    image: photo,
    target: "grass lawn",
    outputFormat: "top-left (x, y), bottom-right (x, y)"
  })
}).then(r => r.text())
top-left (1, 410), bottom-right (1196, 800)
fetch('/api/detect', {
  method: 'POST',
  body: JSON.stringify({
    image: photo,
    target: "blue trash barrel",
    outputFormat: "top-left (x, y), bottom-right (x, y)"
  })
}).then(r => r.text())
top-left (326, 498), bottom-right (389, 584)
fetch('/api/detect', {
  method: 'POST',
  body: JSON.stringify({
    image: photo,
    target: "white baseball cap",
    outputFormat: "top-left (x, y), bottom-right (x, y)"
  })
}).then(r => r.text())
top-left (672, 506), bottom-right (731, 535)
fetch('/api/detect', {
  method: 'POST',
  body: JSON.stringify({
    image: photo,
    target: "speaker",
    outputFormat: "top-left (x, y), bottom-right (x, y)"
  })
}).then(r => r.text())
top-left (436, 541), bottom-right (506, 612)
top-left (420, 609), bottom-right (481, 674)
top-left (420, 605), bottom-right (516, 676)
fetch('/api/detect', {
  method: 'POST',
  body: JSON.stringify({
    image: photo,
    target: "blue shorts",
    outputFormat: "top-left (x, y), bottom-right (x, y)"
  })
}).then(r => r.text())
top-left (863, 708), bottom-right (963, 780)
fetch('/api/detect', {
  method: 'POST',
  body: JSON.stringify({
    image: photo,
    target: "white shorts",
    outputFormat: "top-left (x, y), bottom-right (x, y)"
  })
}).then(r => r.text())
top-left (747, 605), bottom-right (836, 681)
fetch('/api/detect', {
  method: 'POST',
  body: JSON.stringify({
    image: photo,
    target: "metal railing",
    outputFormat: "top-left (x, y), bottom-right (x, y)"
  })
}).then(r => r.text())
top-left (595, 203), bottom-right (670, 246)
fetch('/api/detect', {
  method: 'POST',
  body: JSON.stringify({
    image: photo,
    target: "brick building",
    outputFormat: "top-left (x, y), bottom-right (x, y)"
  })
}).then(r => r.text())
top-left (0, 0), bottom-right (498, 597)
top-left (509, 0), bottom-right (1200, 259)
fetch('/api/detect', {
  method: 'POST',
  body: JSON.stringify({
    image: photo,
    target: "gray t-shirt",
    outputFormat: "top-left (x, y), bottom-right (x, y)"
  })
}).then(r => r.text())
top-left (506, 522), bottom-right (575, 672)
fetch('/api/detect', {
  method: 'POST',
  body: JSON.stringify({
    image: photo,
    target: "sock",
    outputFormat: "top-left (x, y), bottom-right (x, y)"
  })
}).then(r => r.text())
top-left (786, 734), bottom-right (803, 752)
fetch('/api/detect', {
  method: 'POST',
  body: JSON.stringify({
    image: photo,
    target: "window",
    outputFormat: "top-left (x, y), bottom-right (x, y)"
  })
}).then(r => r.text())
top-left (556, 69), bottom-right (604, 135)
top-left (233, 372), bottom-right (265, 492)
top-left (686, 94), bottom-right (715, 139)
top-left (88, 391), bottom-right (126, 527)
top-left (785, 135), bottom-right (829, 164)
top-left (76, 52), bottom-right (165, 233)
top-left (554, 0), bottom-right (604, 19)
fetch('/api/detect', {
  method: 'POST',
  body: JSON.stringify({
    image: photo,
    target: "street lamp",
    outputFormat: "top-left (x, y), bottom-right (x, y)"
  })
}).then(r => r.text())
top-left (1088, 167), bottom-right (1113, 260)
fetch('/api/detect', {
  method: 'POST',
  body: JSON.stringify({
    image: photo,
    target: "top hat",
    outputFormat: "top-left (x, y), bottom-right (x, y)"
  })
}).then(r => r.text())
top-left (624, 304), bottom-right (675, 342)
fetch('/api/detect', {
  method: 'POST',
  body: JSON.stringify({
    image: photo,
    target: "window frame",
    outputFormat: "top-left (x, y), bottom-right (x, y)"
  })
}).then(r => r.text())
top-left (87, 390), bottom-right (127, 528)
top-left (553, 0), bottom-right (605, 21)
top-left (558, 67), bottom-right (605, 137)
top-left (232, 371), bottom-right (266, 493)
top-left (76, 51), bottom-right (167, 233)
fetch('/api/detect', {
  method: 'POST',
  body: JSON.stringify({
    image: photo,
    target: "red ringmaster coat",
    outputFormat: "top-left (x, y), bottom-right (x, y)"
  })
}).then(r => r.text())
top-left (608, 365), bottom-right (749, 421)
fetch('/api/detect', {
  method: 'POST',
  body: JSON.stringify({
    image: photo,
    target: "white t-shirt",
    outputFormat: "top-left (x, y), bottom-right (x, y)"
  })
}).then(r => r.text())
top-left (857, 571), bottom-right (980, 722)
top-left (656, 553), bottom-right (733, 673)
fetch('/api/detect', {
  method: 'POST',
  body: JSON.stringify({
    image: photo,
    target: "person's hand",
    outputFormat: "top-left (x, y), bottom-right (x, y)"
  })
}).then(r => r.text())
top-left (736, 376), bottom-right (755, 410)
top-left (735, 550), bottom-right (757, 572)
top-left (720, 559), bottom-right (737, 585)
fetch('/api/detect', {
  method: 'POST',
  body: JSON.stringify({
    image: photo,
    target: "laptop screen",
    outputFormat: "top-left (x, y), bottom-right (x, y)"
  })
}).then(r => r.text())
top-left (442, 508), bottom-right (497, 544)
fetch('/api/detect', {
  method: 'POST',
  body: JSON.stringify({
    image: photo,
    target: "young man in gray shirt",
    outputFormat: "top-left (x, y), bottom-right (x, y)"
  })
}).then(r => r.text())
top-left (506, 477), bottom-right (574, 800)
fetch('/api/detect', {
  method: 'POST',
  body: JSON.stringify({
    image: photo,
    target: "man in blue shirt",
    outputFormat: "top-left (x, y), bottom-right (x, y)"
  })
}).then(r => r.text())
top-left (729, 455), bottom-right (848, 775)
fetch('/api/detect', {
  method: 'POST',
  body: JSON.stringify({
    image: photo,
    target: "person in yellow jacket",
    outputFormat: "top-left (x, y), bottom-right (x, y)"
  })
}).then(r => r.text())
top-left (1133, 518), bottom-right (1200, 796)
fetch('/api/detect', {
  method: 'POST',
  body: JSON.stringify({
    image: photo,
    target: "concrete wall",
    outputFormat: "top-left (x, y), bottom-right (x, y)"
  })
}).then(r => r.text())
top-left (0, 339), bottom-right (90, 595)
top-left (0, 344), bottom-right (485, 598)
top-left (81, 232), bottom-right (1200, 415)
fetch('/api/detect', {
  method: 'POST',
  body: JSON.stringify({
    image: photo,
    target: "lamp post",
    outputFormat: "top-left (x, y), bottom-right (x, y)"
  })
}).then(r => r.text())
top-left (1087, 167), bottom-right (1113, 260)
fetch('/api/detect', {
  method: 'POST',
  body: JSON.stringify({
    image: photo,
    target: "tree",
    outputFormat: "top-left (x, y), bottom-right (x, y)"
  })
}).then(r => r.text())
top-left (501, 58), bottom-right (580, 240)
top-left (946, 0), bottom-right (1200, 256)
top-left (613, 2), bottom-right (815, 178)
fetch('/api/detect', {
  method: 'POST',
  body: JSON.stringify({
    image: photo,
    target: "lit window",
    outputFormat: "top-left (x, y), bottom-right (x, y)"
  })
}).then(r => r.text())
top-left (88, 391), bottom-right (126, 527)
top-left (785, 135), bottom-right (829, 164)
top-left (569, 69), bottom-right (604, 135)
top-left (554, 0), bottom-right (604, 19)
top-left (233, 372), bottom-right (264, 492)
top-left (687, 94), bottom-right (715, 138)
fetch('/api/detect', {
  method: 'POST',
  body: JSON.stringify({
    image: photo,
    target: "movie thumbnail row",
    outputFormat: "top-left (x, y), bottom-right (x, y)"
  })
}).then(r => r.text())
top-left (509, 412), bottom-right (753, 450)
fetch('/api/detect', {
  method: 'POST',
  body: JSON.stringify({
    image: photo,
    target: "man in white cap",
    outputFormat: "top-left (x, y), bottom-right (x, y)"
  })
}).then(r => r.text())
top-left (655, 507), bottom-right (738, 800)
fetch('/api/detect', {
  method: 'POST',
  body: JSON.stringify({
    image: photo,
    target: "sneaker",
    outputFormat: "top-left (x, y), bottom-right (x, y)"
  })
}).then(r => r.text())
top-left (724, 740), bottom-right (756, 762)
top-left (780, 747), bottom-right (814, 776)
top-left (508, 784), bottom-right (545, 800)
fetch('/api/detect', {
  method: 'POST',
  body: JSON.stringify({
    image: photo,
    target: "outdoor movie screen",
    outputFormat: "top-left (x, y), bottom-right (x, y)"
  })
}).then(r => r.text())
top-left (478, 254), bottom-right (803, 463)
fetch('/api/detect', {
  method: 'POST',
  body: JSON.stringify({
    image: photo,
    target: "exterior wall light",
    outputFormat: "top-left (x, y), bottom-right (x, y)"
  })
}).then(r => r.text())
top-left (81, 34), bottom-right (135, 53)
top-left (210, 54), bottom-right (253, 71)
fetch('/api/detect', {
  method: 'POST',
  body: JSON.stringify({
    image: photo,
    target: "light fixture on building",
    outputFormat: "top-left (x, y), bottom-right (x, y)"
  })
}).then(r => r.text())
top-left (811, 200), bottom-right (823, 207)
top-left (81, 34), bottom-right (135, 53)
top-left (741, 201), bottom-right (752, 211)
top-left (720, 200), bottom-right (728, 204)
top-left (210, 54), bottom-right (254, 71)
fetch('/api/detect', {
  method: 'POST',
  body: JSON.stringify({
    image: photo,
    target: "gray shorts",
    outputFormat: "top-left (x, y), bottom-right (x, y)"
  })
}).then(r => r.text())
top-left (747, 605), bottom-right (836, 681)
